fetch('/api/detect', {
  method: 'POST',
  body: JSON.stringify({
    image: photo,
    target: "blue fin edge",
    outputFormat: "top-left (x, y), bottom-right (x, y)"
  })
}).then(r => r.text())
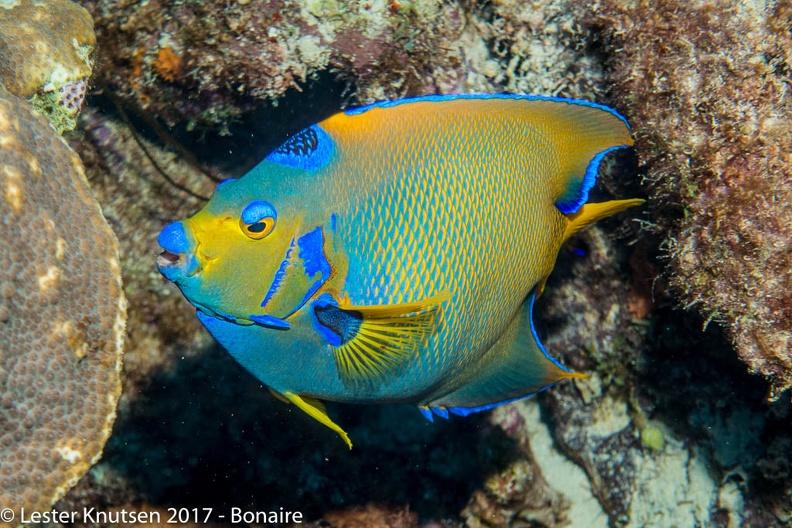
top-left (344, 93), bottom-right (630, 130)
top-left (446, 382), bottom-right (565, 417)
top-left (417, 406), bottom-right (454, 421)
top-left (555, 145), bottom-right (630, 214)
top-left (526, 288), bottom-right (573, 374)
top-left (442, 288), bottom-right (574, 418)
top-left (419, 407), bottom-right (434, 422)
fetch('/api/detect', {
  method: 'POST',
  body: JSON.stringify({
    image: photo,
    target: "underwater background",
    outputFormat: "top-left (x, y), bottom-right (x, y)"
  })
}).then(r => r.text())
top-left (1, 0), bottom-right (791, 526)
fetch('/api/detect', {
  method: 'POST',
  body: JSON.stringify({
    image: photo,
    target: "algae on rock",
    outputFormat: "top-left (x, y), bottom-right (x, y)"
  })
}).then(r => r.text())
top-left (597, 0), bottom-right (792, 396)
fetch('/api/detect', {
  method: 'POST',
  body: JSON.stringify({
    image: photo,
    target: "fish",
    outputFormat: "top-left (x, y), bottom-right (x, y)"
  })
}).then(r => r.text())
top-left (156, 94), bottom-right (643, 448)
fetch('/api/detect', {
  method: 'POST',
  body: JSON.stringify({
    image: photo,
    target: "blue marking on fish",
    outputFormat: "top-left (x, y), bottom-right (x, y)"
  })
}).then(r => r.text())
top-left (216, 178), bottom-right (236, 190)
top-left (242, 200), bottom-right (278, 225)
top-left (265, 124), bottom-right (335, 172)
top-left (250, 314), bottom-right (291, 330)
top-left (261, 239), bottom-right (296, 308)
top-left (556, 145), bottom-right (627, 214)
top-left (286, 227), bottom-right (332, 316)
top-left (310, 294), bottom-right (343, 346)
top-left (431, 407), bottom-right (450, 420)
top-left (419, 407), bottom-right (434, 423)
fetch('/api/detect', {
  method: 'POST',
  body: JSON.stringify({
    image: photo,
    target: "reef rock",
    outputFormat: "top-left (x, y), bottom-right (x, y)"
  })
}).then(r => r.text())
top-left (597, 0), bottom-right (792, 395)
top-left (80, 0), bottom-right (465, 129)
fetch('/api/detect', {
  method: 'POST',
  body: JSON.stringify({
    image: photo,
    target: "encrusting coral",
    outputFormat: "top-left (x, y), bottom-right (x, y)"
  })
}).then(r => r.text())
top-left (80, 0), bottom-right (465, 129)
top-left (0, 0), bottom-right (96, 132)
top-left (596, 0), bottom-right (792, 396)
top-left (0, 86), bottom-right (125, 527)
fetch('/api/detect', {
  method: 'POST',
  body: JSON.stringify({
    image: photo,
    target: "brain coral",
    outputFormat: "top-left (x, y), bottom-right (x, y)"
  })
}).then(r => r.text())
top-left (0, 0), bottom-right (96, 132)
top-left (597, 0), bottom-right (792, 395)
top-left (0, 86), bottom-right (125, 524)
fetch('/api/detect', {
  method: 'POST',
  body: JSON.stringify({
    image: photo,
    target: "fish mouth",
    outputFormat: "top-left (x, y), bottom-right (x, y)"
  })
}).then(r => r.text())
top-left (156, 249), bottom-right (203, 280)
top-left (157, 249), bottom-right (181, 267)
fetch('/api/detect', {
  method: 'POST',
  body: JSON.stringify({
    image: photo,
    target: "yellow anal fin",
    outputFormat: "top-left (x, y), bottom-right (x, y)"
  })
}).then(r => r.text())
top-left (333, 291), bottom-right (450, 386)
top-left (563, 198), bottom-right (645, 241)
top-left (280, 391), bottom-right (353, 449)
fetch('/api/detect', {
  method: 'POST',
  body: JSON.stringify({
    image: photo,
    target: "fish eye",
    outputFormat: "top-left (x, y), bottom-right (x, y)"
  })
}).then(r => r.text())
top-left (240, 200), bottom-right (277, 240)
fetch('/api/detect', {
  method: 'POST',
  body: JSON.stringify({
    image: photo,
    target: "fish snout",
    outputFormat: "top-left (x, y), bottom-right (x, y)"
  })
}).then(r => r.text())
top-left (157, 221), bottom-right (200, 281)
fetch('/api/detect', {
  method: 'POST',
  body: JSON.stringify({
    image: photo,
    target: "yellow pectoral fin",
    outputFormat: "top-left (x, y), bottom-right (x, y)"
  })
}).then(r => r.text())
top-left (281, 391), bottom-right (353, 449)
top-left (563, 198), bottom-right (645, 241)
top-left (330, 291), bottom-right (450, 387)
top-left (337, 291), bottom-right (451, 315)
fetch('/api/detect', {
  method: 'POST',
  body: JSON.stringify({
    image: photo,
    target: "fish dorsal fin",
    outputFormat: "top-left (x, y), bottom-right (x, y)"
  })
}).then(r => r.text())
top-left (525, 100), bottom-right (633, 214)
top-left (312, 292), bottom-right (450, 387)
top-left (277, 390), bottom-right (352, 449)
top-left (421, 288), bottom-right (583, 416)
top-left (563, 198), bottom-right (645, 241)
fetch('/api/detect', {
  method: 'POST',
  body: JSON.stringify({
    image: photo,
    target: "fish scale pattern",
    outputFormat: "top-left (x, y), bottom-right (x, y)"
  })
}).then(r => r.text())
top-left (329, 107), bottom-right (566, 385)
top-left (159, 96), bottom-right (633, 409)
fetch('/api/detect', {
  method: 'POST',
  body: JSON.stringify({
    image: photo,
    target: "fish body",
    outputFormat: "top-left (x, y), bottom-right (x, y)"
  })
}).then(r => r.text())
top-left (157, 94), bottom-right (642, 447)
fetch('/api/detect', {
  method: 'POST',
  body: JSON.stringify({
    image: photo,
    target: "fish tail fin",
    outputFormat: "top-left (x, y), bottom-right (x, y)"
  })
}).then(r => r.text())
top-left (528, 99), bottom-right (634, 214)
top-left (563, 198), bottom-right (646, 241)
top-left (420, 289), bottom-right (581, 416)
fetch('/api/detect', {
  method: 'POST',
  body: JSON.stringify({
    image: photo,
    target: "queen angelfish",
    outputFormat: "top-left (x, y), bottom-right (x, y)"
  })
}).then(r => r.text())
top-left (157, 94), bottom-right (643, 448)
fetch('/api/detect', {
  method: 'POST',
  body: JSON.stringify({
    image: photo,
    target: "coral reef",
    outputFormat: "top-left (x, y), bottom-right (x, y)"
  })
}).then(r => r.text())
top-left (35, 1), bottom-right (792, 527)
top-left (462, 403), bottom-right (571, 527)
top-left (80, 0), bottom-right (465, 129)
top-left (595, 0), bottom-right (792, 395)
top-left (460, 0), bottom-right (605, 98)
top-left (0, 0), bottom-right (96, 132)
top-left (0, 86), bottom-right (125, 526)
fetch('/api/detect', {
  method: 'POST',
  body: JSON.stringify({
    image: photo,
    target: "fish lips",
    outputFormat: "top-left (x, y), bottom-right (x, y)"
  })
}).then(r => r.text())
top-left (156, 221), bottom-right (201, 283)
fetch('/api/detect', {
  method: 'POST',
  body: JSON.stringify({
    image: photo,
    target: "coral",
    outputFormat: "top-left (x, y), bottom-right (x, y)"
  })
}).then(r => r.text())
top-left (0, 0), bottom-right (96, 132)
top-left (595, 0), bottom-right (792, 395)
top-left (152, 46), bottom-right (181, 83)
top-left (460, 0), bottom-right (605, 99)
top-left (0, 86), bottom-right (125, 525)
top-left (80, 0), bottom-right (465, 128)
top-left (80, 0), bottom-right (619, 129)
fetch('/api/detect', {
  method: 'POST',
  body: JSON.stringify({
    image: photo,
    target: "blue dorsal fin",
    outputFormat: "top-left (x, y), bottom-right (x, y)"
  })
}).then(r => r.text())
top-left (266, 124), bottom-right (334, 171)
